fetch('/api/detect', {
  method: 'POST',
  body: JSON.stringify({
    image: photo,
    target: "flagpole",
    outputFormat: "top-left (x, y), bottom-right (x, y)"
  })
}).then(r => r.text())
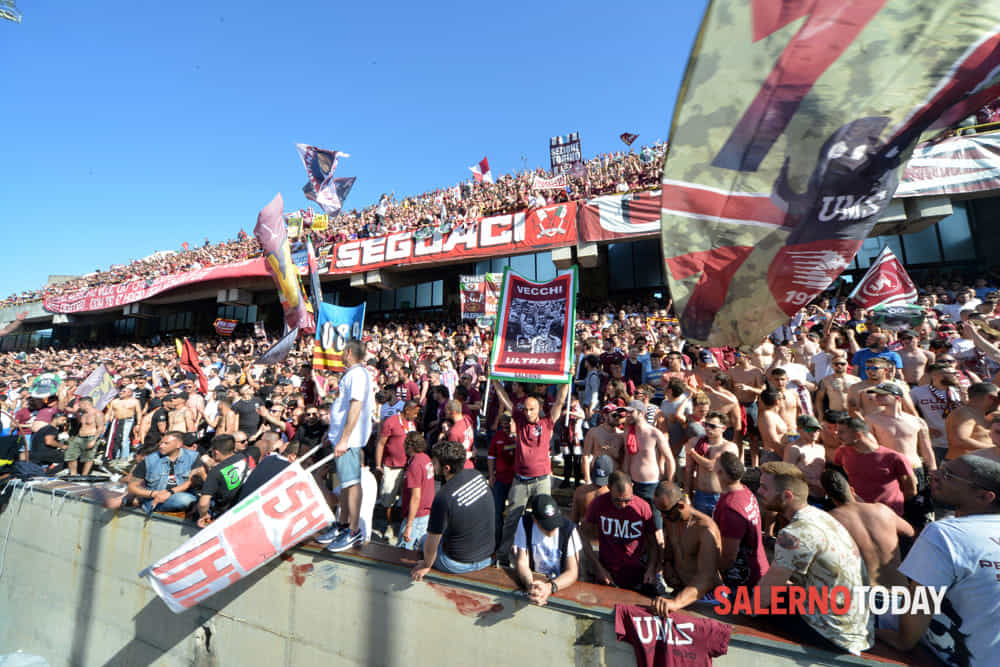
top-left (480, 377), bottom-right (490, 419)
top-left (564, 380), bottom-right (572, 427)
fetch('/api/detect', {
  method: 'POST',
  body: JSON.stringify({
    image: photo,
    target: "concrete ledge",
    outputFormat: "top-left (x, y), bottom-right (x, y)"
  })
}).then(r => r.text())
top-left (0, 481), bottom-right (936, 666)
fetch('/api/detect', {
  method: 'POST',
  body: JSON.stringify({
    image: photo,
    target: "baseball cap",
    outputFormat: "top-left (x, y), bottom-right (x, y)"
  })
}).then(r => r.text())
top-left (530, 494), bottom-right (562, 531)
top-left (796, 415), bottom-right (821, 431)
top-left (868, 382), bottom-right (904, 398)
top-left (601, 403), bottom-right (620, 414)
top-left (592, 455), bottom-right (615, 486)
top-left (698, 350), bottom-right (714, 363)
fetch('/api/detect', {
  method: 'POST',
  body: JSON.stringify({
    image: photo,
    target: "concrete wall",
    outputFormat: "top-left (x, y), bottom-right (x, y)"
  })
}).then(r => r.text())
top-left (0, 486), bottom-right (895, 667)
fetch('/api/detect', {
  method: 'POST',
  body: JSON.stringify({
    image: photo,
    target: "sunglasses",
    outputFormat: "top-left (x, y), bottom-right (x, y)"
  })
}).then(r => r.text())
top-left (659, 501), bottom-right (683, 521)
top-left (705, 423), bottom-right (725, 430)
top-left (832, 362), bottom-right (847, 366)
top-left (938, 463), bottom-right (989, 489)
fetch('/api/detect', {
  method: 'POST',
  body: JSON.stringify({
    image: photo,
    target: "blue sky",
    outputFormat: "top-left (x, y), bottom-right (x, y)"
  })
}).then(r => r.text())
top-left (0, 0), bottom-right (707, 299)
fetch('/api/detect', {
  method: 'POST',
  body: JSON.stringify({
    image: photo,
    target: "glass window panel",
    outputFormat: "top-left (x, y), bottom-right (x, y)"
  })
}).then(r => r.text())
top-left (247, 305), bottom-right (257, 322)
top-left (901, 224), bottom-right (942, 265)
top-left (535, 252), bottom-right (556, 282)
top-left (433, 280), bottom-right (443, 306)
top-left (939, 203), bottom-right (976, 261)
top-left (510, 253), bottom-right (534, 279)
top-left (491, 258), bottom-right (509, 273)
top-left (416, 282), bottom-right (433, 308)
top-left (398, 285), bottom-right (416, 310)
top-left (634, 239), bottom-right (665, 288)
top-left (475, 261), bottom-right (490, 274)
top-left (608, 243), bottom-right (633, 290)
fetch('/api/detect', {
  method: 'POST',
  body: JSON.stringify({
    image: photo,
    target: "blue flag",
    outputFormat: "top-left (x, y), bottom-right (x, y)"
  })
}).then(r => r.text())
top-left (313, 303), bottom-right (365, 371)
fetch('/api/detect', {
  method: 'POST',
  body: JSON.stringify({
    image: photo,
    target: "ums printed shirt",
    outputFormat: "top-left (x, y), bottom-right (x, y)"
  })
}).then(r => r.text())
top-left (614, 604), bottom-right (731, 667)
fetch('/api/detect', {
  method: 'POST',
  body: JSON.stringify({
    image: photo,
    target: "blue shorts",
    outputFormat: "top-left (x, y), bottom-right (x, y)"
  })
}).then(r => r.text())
top-left (693, 490), bottom-right (720, 517)
top-left (397, 515), bottom-right (429, 550)
top-left (335, 447), bottom-right (362, 488)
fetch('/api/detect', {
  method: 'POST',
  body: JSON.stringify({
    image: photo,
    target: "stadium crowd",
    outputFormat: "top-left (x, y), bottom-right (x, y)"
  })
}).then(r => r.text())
top-left (0, 144), bottom-right (665, 309)
top-left (2, 272), bottom-right (1000, 665)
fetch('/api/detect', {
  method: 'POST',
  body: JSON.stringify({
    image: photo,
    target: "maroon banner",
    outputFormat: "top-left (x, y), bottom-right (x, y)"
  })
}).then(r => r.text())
top-left (848, 247), bottom-right (918, 309)
top-left (325, 202), bottom-right (578, 275)
top-left (578, 191), bottom-right (660, 242)
top-left (43, 258), bottom-right (271, 314)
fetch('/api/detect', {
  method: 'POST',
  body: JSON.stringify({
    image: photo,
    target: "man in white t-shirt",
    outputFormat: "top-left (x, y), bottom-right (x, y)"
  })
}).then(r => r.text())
top-left (319, 341), bottom-right (375, 552)
top-left (879, 455), bottom-right (1000, 666)
top-left (513, 494), bottom-right (582, 606)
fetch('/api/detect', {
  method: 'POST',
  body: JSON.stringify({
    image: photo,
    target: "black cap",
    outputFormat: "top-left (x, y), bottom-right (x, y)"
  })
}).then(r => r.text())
top-left (868, 382), bottom-right (904, 398)
top-left (530, 494), bottom-right (562, 531)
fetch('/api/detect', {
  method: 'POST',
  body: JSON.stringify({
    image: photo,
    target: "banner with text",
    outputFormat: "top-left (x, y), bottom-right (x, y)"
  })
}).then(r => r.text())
top-left (141, 463), bottom-right (334, 614)
top-left (324, 201), bottom-right (578, 275)
top-left (532, 174), bottom-right (567, 191)
top-left (489, 268), bottom-right (577, 384)
top-left (213, 318), bottom-right (238, 336)
top-left (578, 190), bottom-right (661, 242)
top-left (313, 302), bottom-right (366, 371)
top-left (459, 273), bottom-right (502, 321)
top-left (550, 132), bottom-right (582, 175)
top-left (74, 364), bottom-right (117, 411)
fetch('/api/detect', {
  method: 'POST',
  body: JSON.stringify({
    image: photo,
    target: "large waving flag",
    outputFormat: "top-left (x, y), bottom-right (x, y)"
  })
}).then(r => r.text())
top-left (254, 194), bottom-right (311, 332)
top-left (179, 338), bottom-right (208, 394)
top-left (255, 327), bottom-right (299, 366)
top-left (297, 144), bottom-right (352, 215)
top-left (660, 0), bottom-right (1000, 346)
top-left (469, 156), bottom-right (493, 183)
top-left (849, 247), bottom-right (918, 310)
top-left (74, 364), bottom-right (117, 411)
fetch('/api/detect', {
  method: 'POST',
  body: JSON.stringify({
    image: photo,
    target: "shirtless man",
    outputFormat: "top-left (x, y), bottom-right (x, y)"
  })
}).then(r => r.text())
top-left (757, 390), bottom-right (789, 463)
top-left (66, 396), bottom-right (104, 475)
top-left (702, 373), bottom-right (742, 441)
top-left (210, 397), bottom-right (239, 435)
top-left (821, 468), bottom-right (914, 588)
top-left (570, 455), bottom-right (612, 524)
top-left (166, 394), bottom-right (196, 434)
top-left (660, 351), bottom-right (697, 392)
top-left (782, 415), bottom-right (827, 502)
top-left (766, 368), bottom-right (799, 431)
top-left (819, 410), bottom-right (847, 461)
top-left (751, 337), bottom-right (775, 373)
top-left (814, 355), bottom-right (860, 415)
top-left (911, 362), bottom-right (964, 462)
top-left (945, 382), bottom-right (999, 460)
top-left (847, 357), bottom-right (919, 418)
top-left (866, 383), bottom-right (937, 530)
top-left (684, 411), bottom-right (739, 517)
top-left (105, 386), bottom-right (143, 461)
top-left (730, 350), bottom-right (765, 466)
top-left (897, 330), bottom-right (934, 386)
top-left (581, 405), bottom-right (625, 483)
top-left (623, 401), bottom-right (675, 527)
top-left (651, 481), bottom-right (723, 616)
top-left (184, 382), bottom-right (206, 430)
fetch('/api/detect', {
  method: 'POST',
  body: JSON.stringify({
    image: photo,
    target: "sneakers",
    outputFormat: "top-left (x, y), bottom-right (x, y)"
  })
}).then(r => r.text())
top-left (315, 524), bottom-right (346, 545)
top-left (326, 528), bottom-right (364, 552)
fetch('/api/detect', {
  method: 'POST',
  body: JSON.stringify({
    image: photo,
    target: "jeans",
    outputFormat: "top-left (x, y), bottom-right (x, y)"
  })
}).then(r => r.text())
top-left (692, 490), bottom-right (720, 517)
top-left (633, 481), bottom-right (662, 530)
top-left (142, 491), bottom-right (198, 515)
top-left (492, 479), bottom-right (510, 550)
top-left (433, 541), bottom-right (492, 574)
top-left (499, 474), bottom-right (550, 561)
top-left (397, 515), bottom-right (429, 550)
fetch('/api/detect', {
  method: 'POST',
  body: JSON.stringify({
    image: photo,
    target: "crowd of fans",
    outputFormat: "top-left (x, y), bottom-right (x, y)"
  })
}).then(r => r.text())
top-left (2, 272), bottom-right (1000, 664)
top-left (0, 144), bottom-right (666, 309)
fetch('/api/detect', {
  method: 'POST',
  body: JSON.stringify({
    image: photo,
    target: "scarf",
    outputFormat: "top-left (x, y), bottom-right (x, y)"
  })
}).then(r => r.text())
top-left (626, 424), bottom-right (639, 455)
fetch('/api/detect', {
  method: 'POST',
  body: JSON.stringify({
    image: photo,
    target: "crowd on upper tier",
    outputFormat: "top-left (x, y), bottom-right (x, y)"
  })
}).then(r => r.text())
top-left (0, 144), bottom-right (665, 309)
top-left (3, 274), bottom-right (1000, 665)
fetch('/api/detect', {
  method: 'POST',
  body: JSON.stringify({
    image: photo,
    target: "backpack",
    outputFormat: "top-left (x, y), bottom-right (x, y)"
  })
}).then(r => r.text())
top-left (520, 512), bottom-right (574, 574)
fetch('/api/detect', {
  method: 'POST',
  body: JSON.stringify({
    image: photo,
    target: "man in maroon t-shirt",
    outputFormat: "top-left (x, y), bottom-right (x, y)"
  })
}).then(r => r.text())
top-left (581, 470), bottom-right (658, 591)
top-left (491, 380), bottom-right (570, 563)
top-left (834, 417), bottom-right (917, 516)
top-left (442, 399), bottom-right (476, 469)
top-left (614, 603), bottom-right (732, 667)
top-left (488, 414), bottom-right (516, 547)
top-left (712, 452), bottom-right (769, 590)
top-left (399, 432), bottom-right (435, 550)
top-left (375, 400), bottom-right (419, 535)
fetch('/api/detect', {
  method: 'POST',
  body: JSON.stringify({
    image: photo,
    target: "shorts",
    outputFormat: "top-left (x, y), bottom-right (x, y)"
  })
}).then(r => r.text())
top-left (379, 466), bottom-right (405, 507)
top-left (692, 490), bottom-right (720, 517)
top-left (397, 514), bottom-right (429, 550)
top-left (335, 447), bottom-right (363, 488)
top-left (742, 402), bottom-right (759, 436)
top-left (65, 435), bottom-right (98, 462)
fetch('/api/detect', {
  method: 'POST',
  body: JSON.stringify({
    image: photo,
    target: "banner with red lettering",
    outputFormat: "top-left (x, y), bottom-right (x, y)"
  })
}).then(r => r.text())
top-left (325, 201), bottom-right (578, 275)
top-left (578, 190), bottom-right (660, 242)
top-left (489, 268), bottom-right (577, 384)
top-left (43, 258), bottom-right (271, 314)
top-left (896, 133), bottom-right (1000, 197)
top-left (141, 463), bottom-right (334, 614)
